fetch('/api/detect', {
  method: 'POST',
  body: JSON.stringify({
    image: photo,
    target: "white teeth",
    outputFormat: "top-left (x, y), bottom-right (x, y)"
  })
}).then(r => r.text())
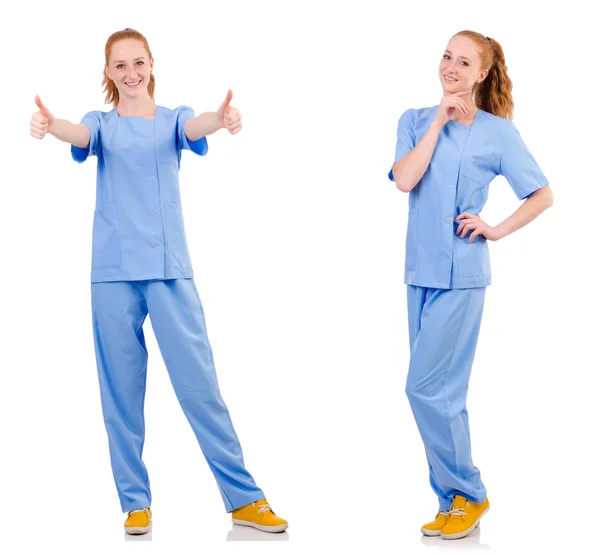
top-left (125, 80), bottom-right (141, 86)
top-left (445, 76), bottom-right (457, 82)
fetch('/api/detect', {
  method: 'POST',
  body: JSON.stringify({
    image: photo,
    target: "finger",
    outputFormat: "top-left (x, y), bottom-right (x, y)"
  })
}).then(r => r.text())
top-left (227, 115), bottom-right (241, 127)
top-left (31, 114), bottom-right (48, 126)
top-left (36, 95), bottom-right (49, 117)
top-left (469, 229), bottom-right (482, 242)
top-left (32, 112), bottom-right (47, 124)
top-left (461, 224), bottom-right (477, 239)
top-left (229, 123), bottom-right (242, 134)
top-left (455, 212), bottom-right (474, 221)
top-left (30, 119), bottom-right (48, 131)
top-left (218, 89), bottom-right (233, 114)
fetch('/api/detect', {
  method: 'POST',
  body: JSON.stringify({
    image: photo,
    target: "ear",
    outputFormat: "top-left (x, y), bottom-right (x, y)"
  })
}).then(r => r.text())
top-left (479, 69), bottom-right (489, 83)
top-left (150, 58), bottom-right (154, 72)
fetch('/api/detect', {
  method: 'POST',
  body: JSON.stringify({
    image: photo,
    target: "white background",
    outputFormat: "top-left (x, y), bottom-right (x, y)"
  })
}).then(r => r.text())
top-left (1, 0), bottom-right (598, 553)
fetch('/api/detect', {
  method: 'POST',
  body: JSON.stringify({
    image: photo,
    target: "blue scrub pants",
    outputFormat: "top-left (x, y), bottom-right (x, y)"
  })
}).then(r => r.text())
top-left (405, 285), bottom-right (487, 511)
top-left (90, 278), bottom-right (265, 513)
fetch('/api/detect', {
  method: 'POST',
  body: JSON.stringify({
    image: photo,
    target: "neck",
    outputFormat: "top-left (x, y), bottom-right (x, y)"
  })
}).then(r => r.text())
top-left (116, 94), bottom-right (156, 117)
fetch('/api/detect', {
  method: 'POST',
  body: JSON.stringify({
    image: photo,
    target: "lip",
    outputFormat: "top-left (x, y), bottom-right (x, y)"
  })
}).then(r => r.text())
top-left (124, 79), bottom-right (142, 87)
top-left (444, 75), bottom-right (457, 82)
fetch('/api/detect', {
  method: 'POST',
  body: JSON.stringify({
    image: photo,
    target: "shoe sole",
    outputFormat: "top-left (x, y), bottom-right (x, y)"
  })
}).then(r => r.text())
top-left (125, 523), bottom-right (152, 535)
top-left (232, 518), bottom-right (288, 533)
top-left (421, 527), bottom-right (443, 537)
top-left (440, 507), bottom-right (488, 540)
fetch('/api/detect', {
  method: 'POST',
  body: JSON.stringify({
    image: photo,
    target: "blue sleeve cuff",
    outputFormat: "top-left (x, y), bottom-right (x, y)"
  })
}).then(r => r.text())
top-left (71, 144), bottom-right (90, 163)
top-left (186, 135), bottom-right (208, 156)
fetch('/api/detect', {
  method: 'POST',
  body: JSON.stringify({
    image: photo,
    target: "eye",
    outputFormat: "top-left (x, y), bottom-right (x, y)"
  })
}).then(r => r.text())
top-left (117, 64), bottom-right (125, 69)
top-left (137, 61), bottom-right (144, 65)
top-left (443, 55), bottom-right (450, 60)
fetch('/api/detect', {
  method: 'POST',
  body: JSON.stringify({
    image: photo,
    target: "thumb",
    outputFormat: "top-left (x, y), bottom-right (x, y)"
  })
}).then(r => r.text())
top-left (35, 95), bottom-right (50, 117)
top-left (218, 89), bottom-right (233, 114)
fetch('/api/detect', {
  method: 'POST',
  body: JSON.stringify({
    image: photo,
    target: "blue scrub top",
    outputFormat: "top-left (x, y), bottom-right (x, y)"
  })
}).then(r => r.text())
top-left (389, 105), bottom-right (549, 289)
top-left (72, 105), bottom-right (208, 283)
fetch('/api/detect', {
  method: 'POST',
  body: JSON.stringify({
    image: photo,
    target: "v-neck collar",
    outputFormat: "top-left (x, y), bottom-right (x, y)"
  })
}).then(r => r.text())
top-left (448, 107), bottom-right (481, 129)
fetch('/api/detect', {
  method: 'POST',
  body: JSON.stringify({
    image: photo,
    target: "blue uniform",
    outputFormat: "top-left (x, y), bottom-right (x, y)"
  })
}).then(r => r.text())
top-left (389, 105), bottom-right (549, 510)
top-left (74, 105), bottom-right (264, 512)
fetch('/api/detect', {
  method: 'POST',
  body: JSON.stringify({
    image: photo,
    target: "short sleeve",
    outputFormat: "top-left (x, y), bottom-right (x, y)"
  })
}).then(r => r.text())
top-left (499, 120), bottom-right (549, 200)
top-left (388, 109), bottom-right (416, 181)
top-left (176, 105), bottom-right (208, 156)
top-left (71, 111), bottom-right (101, 163)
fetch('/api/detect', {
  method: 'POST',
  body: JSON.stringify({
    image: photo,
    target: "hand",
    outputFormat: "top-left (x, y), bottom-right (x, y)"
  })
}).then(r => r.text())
top-left (30, 95), bottom-right (55, 139)
top-left (434, 91), bottom-right (472, 126)
top-left (216, 89), bottom-right (242, 135)
top-left (455, 212), bottom-right (502, 242)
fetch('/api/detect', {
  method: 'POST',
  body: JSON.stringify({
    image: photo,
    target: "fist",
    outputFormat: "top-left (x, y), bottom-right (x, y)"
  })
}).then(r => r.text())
top-left (30, 95), bottom-right (54, 139)
top-left (217, 89), bottom-right (243, 135)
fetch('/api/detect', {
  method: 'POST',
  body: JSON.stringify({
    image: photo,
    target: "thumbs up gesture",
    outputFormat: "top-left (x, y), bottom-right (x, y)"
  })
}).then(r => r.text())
top-left (30, 95), bottom-right (55, 139)
top-left (216, 89), bottom-right (242, 135)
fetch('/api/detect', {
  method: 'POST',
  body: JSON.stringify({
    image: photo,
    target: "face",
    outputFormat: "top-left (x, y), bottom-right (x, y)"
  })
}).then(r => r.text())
top-left (439, 35), bottom-right (488, 94)
top-left (105, 39), bottom-right (154, 99)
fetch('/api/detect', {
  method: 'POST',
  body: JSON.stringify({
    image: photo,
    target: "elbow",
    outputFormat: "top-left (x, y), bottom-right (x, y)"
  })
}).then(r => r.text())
top-left (542, 185), bottom-right (554, 209)
top-left (547, 187), bottom-right (554, 208)
top-left (396, 182), bottom-right (411, 193)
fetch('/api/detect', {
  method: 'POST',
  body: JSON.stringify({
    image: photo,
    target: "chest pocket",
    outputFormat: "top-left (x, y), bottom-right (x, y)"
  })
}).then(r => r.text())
top-left (460, 152), bottom-right (498, 186)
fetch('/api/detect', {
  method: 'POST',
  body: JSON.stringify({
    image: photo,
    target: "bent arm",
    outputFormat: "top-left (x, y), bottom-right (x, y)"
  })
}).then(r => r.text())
top-left (495, 185), bottom-right (554, 239)
top-left (392, 120), bottom-right (444, 193)
top-left (50, 119), bottom-right (90, 148)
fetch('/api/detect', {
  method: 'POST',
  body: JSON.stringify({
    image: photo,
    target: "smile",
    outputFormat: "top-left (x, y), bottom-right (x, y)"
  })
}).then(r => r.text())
top-left (125, 80), bottom-right (141, 87)
top-left (444, 75), bottom-right (457, 83)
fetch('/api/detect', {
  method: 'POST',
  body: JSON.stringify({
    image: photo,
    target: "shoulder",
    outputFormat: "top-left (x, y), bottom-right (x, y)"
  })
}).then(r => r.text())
top-left (169, 105), bottom-right (195, 116)
top-left (80, 109), bottom-right (112, 129)
top-left (403, 105), bottom-right (438, 124)
top-left (478, 109), bottom-right (513, 133)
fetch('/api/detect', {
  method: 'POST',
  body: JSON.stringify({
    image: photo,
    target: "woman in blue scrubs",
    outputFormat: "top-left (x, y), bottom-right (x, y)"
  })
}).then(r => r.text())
top-left (388, 31), bottom-right (553, 540)
top-left (29, 28), bottom-right (287, 535)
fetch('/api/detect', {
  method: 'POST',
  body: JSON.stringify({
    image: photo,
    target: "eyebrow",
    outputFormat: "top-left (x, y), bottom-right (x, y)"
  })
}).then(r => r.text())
top-left (113, 57), bottom-right (146, 64)
top-left (445, 50), bottom-right (472, 62)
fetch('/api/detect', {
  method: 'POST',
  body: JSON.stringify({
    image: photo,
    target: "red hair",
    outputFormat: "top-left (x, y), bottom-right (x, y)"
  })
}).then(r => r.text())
top-left (102, 28), bottom-right (155, 107)
top-left (453, 30), bottom-right (514, 119)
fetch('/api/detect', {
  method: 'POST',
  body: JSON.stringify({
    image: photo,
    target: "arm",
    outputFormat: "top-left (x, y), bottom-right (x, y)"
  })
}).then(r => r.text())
top-left (30, 95), bottom-right (90, 148)
top-left (494, 185), bottom-right (554, 239)
top-left (183, 89), bottom-right (241, 141)
top-left (392, 119), bottom-right (444, 193)
top-left (49, 119), bottom-right (91, 148)
top-left (183, 112), bottom-right (224, 141)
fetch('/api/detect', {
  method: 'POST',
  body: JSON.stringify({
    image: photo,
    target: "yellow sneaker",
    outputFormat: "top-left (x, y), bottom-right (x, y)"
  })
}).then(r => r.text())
top-left (421, 511), bottom-right (449, 536)
top-left (231, 499), bottom-right (288, 533)
top-left (124, 507), bottom-right (152, 535)
top-left (441, 495), bottom-right (489, 540)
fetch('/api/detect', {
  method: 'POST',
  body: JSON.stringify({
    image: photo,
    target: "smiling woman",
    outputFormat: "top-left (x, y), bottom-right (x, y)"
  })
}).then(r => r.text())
top-left (28, 27), bottom-right (287, 537)
top-left (101, 29), bottom-right (156, 115)
top-left (387, 29), bottom-right (553, 541)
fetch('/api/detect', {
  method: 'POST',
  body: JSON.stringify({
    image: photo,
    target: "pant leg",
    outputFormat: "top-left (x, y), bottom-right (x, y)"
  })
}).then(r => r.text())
top-left (406, 286), bottom-right (450, 509)
top-left (145, 278), bottom-right (264, 512)
top-left (91, 281), bottom-right (151, 512)
top-left (405, 286), bottom-right (487, 511)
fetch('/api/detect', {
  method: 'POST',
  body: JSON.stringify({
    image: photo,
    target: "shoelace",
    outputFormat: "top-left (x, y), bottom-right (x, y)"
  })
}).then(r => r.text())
top-left (254, 502), bottom-right (273, 514)
top-left (448, 501), bottom-right (469, 518)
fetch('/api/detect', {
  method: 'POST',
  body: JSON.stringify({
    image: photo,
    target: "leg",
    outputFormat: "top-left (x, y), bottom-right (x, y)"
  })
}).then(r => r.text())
top-left (91, 281), bottom-right (151, 512)
top-left (405, 287), bottom-right (487, 510)
top-left (145, 278), bottom-right (265, 511)
top-left (407, 286), bottom-right (449, 510)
